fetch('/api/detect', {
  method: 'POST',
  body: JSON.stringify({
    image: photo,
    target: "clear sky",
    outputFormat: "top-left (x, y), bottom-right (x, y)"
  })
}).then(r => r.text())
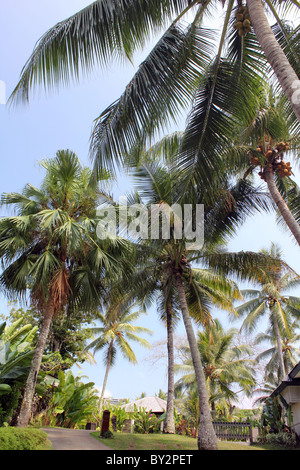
top-left (1, 1), bottom-right (300, 406)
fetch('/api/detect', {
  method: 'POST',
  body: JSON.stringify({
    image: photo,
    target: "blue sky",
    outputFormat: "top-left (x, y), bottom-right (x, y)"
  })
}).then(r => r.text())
top-left (1, 1), bottom-right (300, 405)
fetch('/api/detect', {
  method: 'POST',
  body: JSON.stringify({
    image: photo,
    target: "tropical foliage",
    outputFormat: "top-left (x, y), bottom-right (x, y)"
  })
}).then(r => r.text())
top-left (47, 370), bottom-right (99, 428)
top-left (9, 0), bottom-right (300, 166)
top-left (85, 302), bottom-right (152, 414)
top-left (0, 149), bottom-right (133, 427)
top-left (237, 243), bottom-right (300, 380)
top-left (0, 320), bottom-right (37, 426)
top-left (174, 319), bottom-right (256, 419)
top-left (2, 0), bottom-right (300, 452)
top-left (0, 320), bottom-right (38, 396)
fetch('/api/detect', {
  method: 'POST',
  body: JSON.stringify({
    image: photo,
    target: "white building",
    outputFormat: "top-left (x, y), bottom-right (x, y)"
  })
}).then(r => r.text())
top-left (271, 362), bottom-right (300, 437)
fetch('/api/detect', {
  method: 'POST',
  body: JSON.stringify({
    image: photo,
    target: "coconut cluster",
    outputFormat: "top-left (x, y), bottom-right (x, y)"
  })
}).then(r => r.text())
top-left (249, 140), bottom-right (292, 181)
top-left (233, 6), bottom-right (252, 36)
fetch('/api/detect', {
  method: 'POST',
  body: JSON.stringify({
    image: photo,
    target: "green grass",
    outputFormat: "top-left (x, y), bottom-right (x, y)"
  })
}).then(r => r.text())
top-left (91, 432), bottom-right (270, 451)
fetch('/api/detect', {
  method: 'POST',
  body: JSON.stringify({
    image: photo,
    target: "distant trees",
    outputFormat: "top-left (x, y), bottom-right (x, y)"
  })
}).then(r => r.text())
top-left (85, 302), bottom-right (152, 416)
top-left (237, 243), bottom-right (300, 381)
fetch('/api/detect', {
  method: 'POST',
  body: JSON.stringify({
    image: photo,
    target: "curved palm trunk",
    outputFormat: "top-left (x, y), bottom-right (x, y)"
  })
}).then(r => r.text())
top-left (175, 272), bottom-right (218, 451)
top-left (17, 300), bottom-right (54, 427)
top-left (163, 301), bottom-right (175, 434)
top-left (264, 163), bottom-right (300, 246)
top-left (99, 340), bottom-right (113, 418)
top-left (247, 0), bottom-right (300, 123)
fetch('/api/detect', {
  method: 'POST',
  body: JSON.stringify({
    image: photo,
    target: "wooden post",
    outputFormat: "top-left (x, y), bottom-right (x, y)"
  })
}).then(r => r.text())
top-left (111, 415), bottom-right (117, 432)
top-left (100, 409), bottom-right (110, 437)
top-left (249, 422), bottom-right (253, 445)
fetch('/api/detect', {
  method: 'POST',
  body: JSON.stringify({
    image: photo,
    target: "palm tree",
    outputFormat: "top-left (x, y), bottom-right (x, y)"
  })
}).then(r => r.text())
top-left (107, 152), bottom-right (285, 449)
top-left (234, 86), bottom-right (300, 246)
top-left (174, 319), bottom-right (256, 416)
top-left (8, 1), bottom-right (300, 172)
top-left (0, 150), bottom-right (133, 427)
top-left (236, 243), bottom-right (300, 381)
top-left (128, 249), bottom-right (240, 436)
top-left (85, 302), bottom-right (152, 416)
top-left (255, 320), bottom-right (300, 383)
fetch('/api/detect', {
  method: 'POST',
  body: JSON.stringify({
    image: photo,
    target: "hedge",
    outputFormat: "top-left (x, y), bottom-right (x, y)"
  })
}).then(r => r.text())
top-left (0, 427), bottom-right (52, 450)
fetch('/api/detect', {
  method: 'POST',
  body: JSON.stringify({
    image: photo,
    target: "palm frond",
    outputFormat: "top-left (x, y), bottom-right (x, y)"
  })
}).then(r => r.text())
top-left (90, 23), bottom-right (214, 174)
top-left (9, 0), bottom-right (190, 105)
top-left (239, 300), bottom-right (266, 333)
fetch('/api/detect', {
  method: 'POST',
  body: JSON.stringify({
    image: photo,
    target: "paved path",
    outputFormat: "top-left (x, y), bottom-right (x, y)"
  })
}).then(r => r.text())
top-left (41, 428), bottom-right (112, 451)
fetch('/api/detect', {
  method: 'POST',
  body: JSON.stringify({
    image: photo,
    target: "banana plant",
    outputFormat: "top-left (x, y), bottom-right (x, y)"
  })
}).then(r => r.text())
top-left (0, 320), bottom-right (38, 395)
top-left (50, 370), bottom-right (98, 428)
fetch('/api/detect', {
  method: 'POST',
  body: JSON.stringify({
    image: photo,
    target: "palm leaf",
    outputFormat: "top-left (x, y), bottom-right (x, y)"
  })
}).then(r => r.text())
top-left (90, 22), bottom-right (214, 174)
top-left (240, 301), bottom-right (266, 333)
top-left (9, 0), bottom-right (190, 105)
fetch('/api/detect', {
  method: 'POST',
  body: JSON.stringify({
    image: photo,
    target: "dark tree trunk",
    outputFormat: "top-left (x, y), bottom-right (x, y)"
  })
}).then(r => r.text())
top-left (16, 301), bottom-right (54, 427)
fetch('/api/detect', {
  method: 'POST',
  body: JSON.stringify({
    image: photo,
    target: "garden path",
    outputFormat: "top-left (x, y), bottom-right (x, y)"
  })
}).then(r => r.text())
top-left (41, 427), bottom-right (112, 450)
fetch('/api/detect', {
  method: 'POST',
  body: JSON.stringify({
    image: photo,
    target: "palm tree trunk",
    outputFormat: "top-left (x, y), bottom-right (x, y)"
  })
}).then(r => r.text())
top-left (99, 340), bottom-right (113, 418)
top-left (273, 317), bottom-right (286, 380)
top-left (175, 272), bottom-right (218, 450)
top-left (264, 162), bottom-right (300, 246)
top-left (163, 301), bottom-right (175, 434)
top-left (247, 0), bottom-right (300, 123)
top-left (17, 300), bottom-right (54, 427)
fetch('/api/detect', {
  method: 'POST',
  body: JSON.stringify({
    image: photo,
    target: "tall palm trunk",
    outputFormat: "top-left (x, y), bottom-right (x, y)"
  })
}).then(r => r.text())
top-left (175, 272), bottom-right (218, 451)
top-left (99, 340), bottom-right (113, 418)
top-left (247, 0), bottom-right (300, 123)
top-left (264, 162), bottom-right (300, 246)
top-left (273, 315), bottom-right (286, 380)
top-left (17, 300), bottom-right (54, 427)
top-left (163, 301), bottom-right (175, 434)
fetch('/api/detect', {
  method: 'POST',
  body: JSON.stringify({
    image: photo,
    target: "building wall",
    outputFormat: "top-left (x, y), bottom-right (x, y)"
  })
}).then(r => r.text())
top-left (292, 402), bottom-right (300, 437)
top-left (281, 388), bottom-right (300, 437)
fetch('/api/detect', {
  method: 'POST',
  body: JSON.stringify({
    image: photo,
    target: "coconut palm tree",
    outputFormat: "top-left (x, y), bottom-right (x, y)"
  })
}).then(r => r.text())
top-left (85, 302), bottom-right (152, 416)
top-left (232, 85), bottom-right (300, 246)
top-left (0, 150), bottom-right (133, 427)
top-left (236, 243), bottom-right (300, 381)
top-left (8, 1), bottom-right (300, 173)
top-left (255, 320), bottom-right (300, 383)
top-left (106, 151), bottom-right (285, 449)
top-left (174, 319), bottom-right (256, 416)
top-left (125, 245), bottom-right (241, 436)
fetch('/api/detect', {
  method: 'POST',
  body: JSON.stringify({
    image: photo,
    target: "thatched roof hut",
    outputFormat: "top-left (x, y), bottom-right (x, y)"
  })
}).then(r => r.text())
top-left (120, 396), bottom-right (167, 416)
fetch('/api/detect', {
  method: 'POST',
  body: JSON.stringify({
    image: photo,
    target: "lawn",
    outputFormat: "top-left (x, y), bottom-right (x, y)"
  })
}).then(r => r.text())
top-left (91, 432), bottom-right (270, 451)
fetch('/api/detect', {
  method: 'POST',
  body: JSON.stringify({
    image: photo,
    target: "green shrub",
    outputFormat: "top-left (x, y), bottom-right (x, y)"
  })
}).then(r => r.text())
top-left (175, 418), bottom-right (193, 437)
top-left (265, 431), bottom-right (298, 448)
top-left (0, 385), bottom-right (22, 426)
top-left (132, 408), bottom-right (162, 434)
top-left (0, 427), bottom-right (52, 450)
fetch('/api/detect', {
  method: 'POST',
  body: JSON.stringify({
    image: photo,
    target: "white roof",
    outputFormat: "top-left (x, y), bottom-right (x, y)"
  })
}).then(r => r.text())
top-left (120, 396), bottom-right (167, 413)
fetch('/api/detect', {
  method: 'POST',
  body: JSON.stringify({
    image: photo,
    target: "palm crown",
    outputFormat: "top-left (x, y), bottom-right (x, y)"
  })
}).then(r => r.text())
top-left (175, 319), bottom-right (256, 411)
top-left (236, 243), bottom-right (300, 380)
